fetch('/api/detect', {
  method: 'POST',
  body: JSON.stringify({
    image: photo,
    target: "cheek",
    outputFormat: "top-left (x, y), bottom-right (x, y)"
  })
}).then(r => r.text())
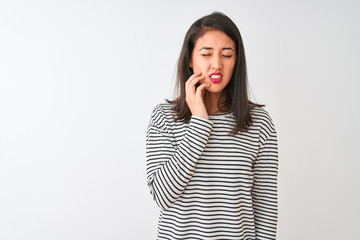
top-left (191, 56), bottom-right (207, 71)
top-left (226, 62), bottom-right (236, 77)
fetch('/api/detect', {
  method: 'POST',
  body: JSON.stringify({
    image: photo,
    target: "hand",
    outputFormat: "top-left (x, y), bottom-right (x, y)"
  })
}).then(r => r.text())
top-left (185, 71), bottom-right (211, 120)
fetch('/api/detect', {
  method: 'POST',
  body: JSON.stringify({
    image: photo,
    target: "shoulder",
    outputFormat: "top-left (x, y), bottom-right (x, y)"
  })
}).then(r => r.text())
top-left (148, 102), bottom-right (176, 130)
top-left (251, 106), bottom-right (275, 127)
top-left (250, 105), bottom-right (276, 138)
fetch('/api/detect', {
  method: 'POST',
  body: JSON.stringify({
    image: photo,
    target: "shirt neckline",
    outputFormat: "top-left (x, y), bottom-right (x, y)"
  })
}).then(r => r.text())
top-left (208, 111), bottom-right (232, 116)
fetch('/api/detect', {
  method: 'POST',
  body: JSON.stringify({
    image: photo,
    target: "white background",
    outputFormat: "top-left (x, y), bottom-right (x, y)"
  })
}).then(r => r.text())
top-left (1, 0), bottom-right (359, 239)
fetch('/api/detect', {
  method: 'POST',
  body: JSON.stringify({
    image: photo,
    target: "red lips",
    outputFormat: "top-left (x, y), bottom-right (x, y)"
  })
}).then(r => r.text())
top-left (209, 72), bottom-right (223, 83)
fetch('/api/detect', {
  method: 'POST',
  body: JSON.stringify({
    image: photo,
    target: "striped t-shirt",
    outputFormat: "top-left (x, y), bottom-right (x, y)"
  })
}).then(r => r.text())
top-left (146, 102), bottom-right (278, 240)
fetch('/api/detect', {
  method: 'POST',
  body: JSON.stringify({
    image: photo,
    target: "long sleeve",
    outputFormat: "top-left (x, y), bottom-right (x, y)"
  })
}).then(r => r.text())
top-left (146, 105), bottom-right (213, 210)
top-left (252, 127), bottom-right (279, 240)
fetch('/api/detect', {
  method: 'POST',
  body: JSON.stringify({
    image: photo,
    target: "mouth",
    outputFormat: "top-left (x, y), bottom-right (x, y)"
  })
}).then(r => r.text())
top-left (209, 72), bottom-right (223, 83)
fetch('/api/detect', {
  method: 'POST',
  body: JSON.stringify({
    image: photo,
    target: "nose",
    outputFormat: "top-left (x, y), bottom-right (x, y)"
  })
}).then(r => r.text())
top-left (211, 55), bottom-right (223, 71)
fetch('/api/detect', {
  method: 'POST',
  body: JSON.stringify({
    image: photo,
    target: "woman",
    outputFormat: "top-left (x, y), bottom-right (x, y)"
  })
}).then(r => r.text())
top-left (146, 12), bottom-right (278, 240)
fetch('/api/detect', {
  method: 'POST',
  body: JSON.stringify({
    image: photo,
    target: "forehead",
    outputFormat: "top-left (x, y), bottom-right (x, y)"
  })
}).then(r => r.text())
top-left (195, 30), bottom-right (235, 49)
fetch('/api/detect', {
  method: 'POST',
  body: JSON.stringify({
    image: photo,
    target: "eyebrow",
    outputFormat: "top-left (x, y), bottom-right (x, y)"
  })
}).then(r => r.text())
top-left (199, 47), bottom-right (234, 51)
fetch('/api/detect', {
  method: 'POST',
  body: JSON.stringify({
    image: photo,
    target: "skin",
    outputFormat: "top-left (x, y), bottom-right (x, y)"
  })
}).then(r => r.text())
top-left (186, 30), bottom-right (236, 120)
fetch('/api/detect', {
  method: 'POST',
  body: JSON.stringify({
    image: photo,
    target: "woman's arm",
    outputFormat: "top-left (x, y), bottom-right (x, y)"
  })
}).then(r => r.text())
top-left (146, 105), bottom-right (213, 210)
top-left (252, 128), bottom-right (279, 240)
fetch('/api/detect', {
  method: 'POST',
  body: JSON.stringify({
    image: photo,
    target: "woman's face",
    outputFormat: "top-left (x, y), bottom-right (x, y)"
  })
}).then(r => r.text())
top-left (190, 30), bottom-right (236, 94)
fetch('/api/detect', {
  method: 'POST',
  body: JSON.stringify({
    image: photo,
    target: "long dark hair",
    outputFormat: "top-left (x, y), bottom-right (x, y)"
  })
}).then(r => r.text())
top-left (167, 11), bottom-right (264, 135)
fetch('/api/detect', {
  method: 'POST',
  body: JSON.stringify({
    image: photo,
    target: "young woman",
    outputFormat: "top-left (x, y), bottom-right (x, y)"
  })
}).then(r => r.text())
top-left (146, 12), bottom-right (278, 240)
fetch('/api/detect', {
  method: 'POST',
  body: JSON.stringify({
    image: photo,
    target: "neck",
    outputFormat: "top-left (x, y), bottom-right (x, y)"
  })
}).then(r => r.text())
top-left (204, 91), bottom-right (227, 114)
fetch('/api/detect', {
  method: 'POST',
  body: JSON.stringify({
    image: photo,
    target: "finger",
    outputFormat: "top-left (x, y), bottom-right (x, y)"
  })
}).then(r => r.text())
top-left (187, 75), bottom-right (205, 91)
top-left (186, 72), bottom-right (203, 86)
top-left (185, 73), bottom-right (199, 96)
top-left (186, 74), bottom-right (205, 95)
top-left (195, 83), bottom-right (210, 98)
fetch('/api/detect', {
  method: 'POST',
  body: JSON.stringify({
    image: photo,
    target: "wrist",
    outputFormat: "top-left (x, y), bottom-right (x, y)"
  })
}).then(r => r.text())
top-left (192, 113), bottom-right (209, 120)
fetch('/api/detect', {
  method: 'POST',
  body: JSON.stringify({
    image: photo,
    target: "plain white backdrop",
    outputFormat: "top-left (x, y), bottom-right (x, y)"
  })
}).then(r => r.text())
top-left (1, 0), bottom-right (359, 239)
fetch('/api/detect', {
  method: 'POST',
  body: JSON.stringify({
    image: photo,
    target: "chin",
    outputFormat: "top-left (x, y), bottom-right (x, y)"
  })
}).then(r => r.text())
top-left (206, 86), bottom-right (225, 93)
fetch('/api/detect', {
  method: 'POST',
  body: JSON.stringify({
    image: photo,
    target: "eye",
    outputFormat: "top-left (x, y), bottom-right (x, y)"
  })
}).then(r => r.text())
top-left (201, 54), bottom-right (211, 57)
top-left (222, 55), bottom-right (233, 58)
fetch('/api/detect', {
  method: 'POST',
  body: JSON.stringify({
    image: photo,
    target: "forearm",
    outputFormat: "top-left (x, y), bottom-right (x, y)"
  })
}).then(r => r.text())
top-left (146, 115), bottom-right (213, 210)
